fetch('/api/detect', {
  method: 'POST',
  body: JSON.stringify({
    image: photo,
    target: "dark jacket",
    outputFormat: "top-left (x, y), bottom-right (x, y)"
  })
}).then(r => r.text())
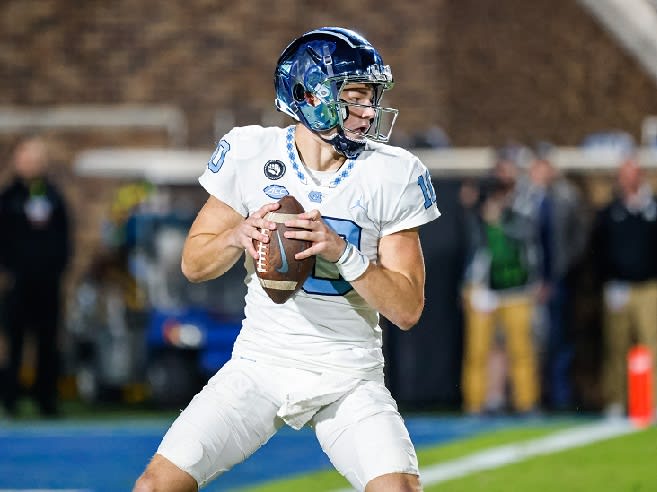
top-left (0, 177), bottom-right (71, 281)
top-left (592, 188), bottom-right (657, 283)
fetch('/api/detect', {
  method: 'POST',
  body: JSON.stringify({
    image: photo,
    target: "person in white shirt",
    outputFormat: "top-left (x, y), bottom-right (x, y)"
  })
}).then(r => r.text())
top-left (133, 27), bottom-right (440, 492)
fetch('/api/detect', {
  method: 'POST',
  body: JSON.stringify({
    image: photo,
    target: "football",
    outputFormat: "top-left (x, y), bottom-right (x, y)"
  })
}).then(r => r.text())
top-left (253, 195), bottom-right (315, 304)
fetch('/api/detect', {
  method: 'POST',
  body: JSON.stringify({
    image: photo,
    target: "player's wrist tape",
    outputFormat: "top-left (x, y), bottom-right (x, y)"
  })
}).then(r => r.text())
top-left (335, 242), bottom-right (369, 282)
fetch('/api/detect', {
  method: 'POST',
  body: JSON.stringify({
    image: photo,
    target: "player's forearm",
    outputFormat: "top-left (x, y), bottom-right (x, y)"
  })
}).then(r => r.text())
top-left (351, 265), bottom-right (424, 330)
top-left (181, 230), bottom-right (243, 283)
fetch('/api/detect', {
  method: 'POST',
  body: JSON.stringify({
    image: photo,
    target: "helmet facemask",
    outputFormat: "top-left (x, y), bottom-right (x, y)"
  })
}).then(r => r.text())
top-left (332, 81), bottom-right (399, 144)
top-left (294, 75), bottom-right (398, 159)
top-left (310, 81), bottom-right (398, 159)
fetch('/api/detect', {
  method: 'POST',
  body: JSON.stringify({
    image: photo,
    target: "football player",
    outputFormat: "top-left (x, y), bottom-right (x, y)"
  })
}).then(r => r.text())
top-left (134, 27), bottom-right (440, 492)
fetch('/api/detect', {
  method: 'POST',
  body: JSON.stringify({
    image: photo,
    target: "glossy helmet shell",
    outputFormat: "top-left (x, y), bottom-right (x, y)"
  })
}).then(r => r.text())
top-left (274, 27), bottom-right (396, 141)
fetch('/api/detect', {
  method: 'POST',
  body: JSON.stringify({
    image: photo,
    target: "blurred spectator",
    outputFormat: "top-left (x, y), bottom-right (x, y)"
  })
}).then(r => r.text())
top-left (592, 157), bottom-right (657, 418)
top-left (460, 154), bottom-right (540, 416)
top-left (528, 146), bottom-right (589, 411)
top-left (0, 134), bottom-right (72, 418)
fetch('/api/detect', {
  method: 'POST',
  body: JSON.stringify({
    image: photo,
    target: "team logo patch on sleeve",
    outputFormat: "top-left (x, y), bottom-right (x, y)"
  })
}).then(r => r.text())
top-left (264, 185), bottom-right (289, 199)
top-left (264, 160), bottom-right (286, 180)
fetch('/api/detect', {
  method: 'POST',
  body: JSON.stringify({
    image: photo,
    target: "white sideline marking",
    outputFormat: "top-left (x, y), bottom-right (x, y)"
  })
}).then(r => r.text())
top-left (332, 419), bottom-right (637, 491)
top-left (420, 420), bottom-right (635, 484)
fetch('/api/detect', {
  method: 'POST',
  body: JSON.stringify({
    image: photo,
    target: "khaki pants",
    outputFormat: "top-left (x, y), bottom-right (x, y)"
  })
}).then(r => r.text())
top-left (602, 280), bottom-right (657, 408)
top-left (461, 289), bottom-right (539, 413)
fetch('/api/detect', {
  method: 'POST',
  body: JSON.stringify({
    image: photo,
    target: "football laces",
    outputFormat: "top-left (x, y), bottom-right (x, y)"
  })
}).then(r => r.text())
top-left (256, 229), bottom-right (270, 273)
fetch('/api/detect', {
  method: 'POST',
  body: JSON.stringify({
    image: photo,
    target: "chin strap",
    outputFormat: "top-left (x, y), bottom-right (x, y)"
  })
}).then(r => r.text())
top-left (319, 130), bottom-right (366, 159)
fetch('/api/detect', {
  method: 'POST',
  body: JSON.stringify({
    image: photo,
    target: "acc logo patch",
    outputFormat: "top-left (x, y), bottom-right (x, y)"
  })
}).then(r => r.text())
top-left (264, 160), bottom-right (286, 180)
top-left (263, 185), bottom-right (289, 199)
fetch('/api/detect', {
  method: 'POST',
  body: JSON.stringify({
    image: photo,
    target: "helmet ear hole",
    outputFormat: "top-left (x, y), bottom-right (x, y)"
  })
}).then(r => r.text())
top-left (293, 83), bottom-right (305, 102)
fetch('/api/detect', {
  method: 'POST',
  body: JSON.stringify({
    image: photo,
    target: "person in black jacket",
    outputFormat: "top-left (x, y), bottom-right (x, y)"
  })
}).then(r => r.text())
top-left (592, 157), bottom-right (657, 418)
top-left (0, 134), bottom-right (71, 417)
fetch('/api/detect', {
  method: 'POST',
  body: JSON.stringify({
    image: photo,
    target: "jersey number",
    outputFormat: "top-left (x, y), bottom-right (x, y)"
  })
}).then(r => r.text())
top-left (417, 170), bottom-right (437, 209)
top-left (302, 217), bottom-right (362, 296)
top-left (208, 140), bottom-right (231, 173)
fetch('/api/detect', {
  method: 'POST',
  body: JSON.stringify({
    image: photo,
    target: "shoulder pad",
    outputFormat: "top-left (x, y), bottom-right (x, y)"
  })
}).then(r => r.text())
top-left (220, 125), bottom-right (283, 161)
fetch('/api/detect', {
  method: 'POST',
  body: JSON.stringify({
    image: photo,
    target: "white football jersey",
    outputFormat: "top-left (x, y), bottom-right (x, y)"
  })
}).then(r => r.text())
top-left (199, 125), bottom-right (440, 379)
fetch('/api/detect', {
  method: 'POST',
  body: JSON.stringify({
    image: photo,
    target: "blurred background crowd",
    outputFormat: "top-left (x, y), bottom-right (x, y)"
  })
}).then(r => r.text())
top-left (1, 0), bottom-right (657, 420)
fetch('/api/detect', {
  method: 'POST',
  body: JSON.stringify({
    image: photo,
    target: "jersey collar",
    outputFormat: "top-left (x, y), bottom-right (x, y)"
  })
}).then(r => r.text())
top-left (285, 126), bottom-right (356, 188)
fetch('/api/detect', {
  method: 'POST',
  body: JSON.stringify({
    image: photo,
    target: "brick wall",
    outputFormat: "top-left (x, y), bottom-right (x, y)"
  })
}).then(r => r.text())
top-left (443, 0), bottom-right (657, 146)
top-left (0, 0), bottom-right (447, 146)
top-left (2, 0), bottom-right (655, 408)
top-left (1, 0), bottom-right (655, 294)
top-left (2, 1), bottom-right (654, 145)
top-left (2, 1), bottom-right (655, 271)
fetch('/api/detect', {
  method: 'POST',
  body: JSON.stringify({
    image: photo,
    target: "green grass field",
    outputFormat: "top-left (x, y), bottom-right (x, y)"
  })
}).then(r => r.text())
top-left (243, 423), bottom-right (657, 492)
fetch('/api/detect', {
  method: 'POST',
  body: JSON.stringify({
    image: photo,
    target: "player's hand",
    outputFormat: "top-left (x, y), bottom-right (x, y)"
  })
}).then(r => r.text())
top-left (233, 202), bottom-right (280, 259)
top-left (284, 209), bottom-right (346, 262)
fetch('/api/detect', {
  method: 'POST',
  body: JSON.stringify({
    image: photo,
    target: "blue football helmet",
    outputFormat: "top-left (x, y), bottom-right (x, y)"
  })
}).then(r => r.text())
top-left (274, 27), bottom-right (398, 158)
